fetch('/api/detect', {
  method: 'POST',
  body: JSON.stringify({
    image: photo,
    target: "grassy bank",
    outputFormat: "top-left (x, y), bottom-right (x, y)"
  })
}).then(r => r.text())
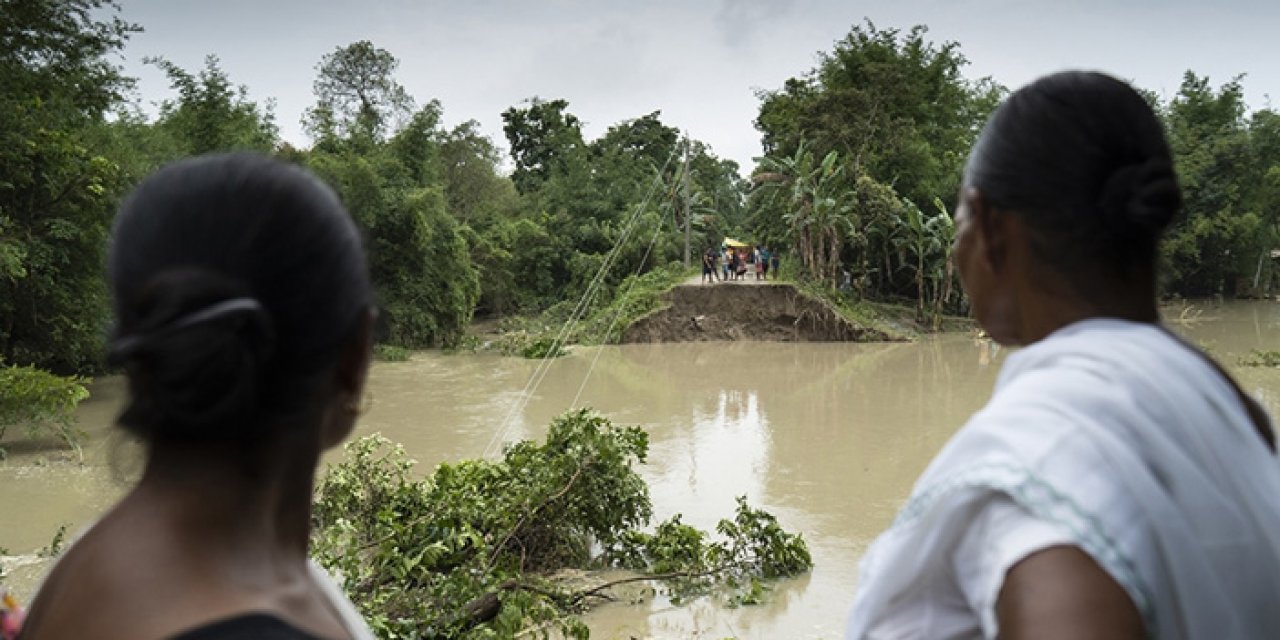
top-left (471, 264), bottom-right (696, 357)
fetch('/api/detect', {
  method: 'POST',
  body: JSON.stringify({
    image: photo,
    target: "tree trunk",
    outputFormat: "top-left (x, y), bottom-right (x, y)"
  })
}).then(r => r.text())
top-left (933, 254), bottom-right (955, 330)
top-left (916, 252), bottom-right (925, 321)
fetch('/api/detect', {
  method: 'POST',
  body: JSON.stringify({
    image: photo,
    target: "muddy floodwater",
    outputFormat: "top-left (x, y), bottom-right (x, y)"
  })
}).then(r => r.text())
top-left (5, 301), bottom-right (1280, 638)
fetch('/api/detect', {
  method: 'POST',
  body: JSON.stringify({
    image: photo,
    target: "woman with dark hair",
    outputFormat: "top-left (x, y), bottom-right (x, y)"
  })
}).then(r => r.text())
top-left (846, 72), bottom-right (1280, 639)
top-left (21, 154), bottom-right (377, 639)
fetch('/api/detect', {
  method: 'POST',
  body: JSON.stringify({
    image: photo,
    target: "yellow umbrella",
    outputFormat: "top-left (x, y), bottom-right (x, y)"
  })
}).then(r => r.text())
top-left (722, 238), bottom-right (750, 248)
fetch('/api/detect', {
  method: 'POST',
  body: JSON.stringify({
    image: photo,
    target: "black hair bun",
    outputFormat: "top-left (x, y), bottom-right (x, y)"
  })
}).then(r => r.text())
top-left (110, 269), bottom-right (276, 442)
top-left (1098, 157), bottom-right (1182, 236)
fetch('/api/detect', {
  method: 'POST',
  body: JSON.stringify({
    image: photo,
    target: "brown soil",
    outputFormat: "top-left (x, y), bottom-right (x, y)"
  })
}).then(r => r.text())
top-left (621, 282), bottom-right (899, 343)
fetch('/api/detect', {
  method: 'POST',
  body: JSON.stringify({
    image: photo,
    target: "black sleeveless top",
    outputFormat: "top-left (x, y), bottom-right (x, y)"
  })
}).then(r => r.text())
top-left (170, 614), bottom-right (330, 640)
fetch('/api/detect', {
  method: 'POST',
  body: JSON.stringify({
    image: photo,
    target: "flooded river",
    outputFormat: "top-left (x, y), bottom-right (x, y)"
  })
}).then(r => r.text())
top-left (5, 301), bottom-right (1280, 638)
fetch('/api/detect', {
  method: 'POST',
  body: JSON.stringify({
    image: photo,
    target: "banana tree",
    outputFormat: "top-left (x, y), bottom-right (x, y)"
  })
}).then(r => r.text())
top-left (927, 197), bottom-right (957, 328)
top-left (753, 142), bottom-right (856, 288)
top-left (893, 197), bottom-right (956, 326)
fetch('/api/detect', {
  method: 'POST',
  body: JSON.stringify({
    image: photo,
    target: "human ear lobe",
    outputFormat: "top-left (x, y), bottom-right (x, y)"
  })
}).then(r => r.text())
top-left (336, 308), bottom-right (376, 397)
top-left (959, 187), bottom-right (981, 218)
top-left (971, 192), bottom-right (1009, 273)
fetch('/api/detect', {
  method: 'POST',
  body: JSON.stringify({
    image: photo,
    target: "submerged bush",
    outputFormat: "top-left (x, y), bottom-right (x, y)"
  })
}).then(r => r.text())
top-left (1241, 350), bottom-right (1280, 367)
top-left (311, 408), bottom-right (812, 638)
top-left (519, 337), bottom-right (569, 359)
top-left (373, 344), bottom-right (412, 362)
top-left (0, 363), bottom-right (89, 460)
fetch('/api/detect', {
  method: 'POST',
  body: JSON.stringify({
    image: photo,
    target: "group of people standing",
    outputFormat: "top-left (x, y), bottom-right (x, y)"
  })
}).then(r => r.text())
top-left (701, 244), bottom-right (780, 283)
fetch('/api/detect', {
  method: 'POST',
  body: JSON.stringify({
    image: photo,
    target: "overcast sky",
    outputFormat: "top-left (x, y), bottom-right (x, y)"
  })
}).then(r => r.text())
top-left (112, 0), bottom-right (1280, 174)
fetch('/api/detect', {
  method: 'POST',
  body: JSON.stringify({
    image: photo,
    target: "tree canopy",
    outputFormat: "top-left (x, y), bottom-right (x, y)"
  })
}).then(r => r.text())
top-left (306, 40), bottom-right (415, 145)
top-left (1161, 72), bottom-right (1280, 296)
top-left (0, 0), bottom-right (139, 372)
top-left (4, 10), bottom-right (1277, 372)
top-left (748, 22), bottom-right (995, 318)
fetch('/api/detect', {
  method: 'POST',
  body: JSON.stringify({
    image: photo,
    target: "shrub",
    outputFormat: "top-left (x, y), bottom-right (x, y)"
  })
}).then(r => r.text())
top-left (0, 363), bottom-right (89, 460)
top-left (373, 344), bottom-right (412, 362)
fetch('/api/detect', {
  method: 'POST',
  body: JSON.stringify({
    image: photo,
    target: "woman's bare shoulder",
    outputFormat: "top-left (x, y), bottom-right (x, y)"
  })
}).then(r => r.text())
top-left (996, 545), bottom-right (1144, 640)
top-left (22, 520), bottom-right (249, 640)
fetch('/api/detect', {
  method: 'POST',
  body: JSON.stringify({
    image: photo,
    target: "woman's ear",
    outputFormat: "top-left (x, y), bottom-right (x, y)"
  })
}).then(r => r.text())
top-left (968, 189), bottom-right (1011, 275)
top-left (337, 308), bottom-right (376, 398)
top-left (320, 308), bottom-right (377, 449)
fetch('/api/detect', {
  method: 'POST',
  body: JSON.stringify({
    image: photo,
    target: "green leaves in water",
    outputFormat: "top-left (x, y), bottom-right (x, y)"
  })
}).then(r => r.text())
top-left (0, 363), bottom-right (89, 460)
top-left (1240, 350), bottom-right (1280, 367)
top-left (373, 344), bottom-right (412, 362)
top-left (311, 408), bottom-right (812, 639)
top-left (519, 337), bottom-right (569, 359)
top-left (603, 498), bottom-right (813, 607)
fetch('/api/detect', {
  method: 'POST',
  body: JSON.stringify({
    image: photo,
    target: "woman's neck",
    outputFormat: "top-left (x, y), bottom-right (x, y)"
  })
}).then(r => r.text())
top-left (127, 434), bottom-right (320, 565)
top-left (1014, 271), bottom-right (1160, 345)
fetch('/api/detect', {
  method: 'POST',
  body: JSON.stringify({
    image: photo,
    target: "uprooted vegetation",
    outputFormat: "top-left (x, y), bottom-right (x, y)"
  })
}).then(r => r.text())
top-left (477, 264), bottom-right (695, 357)
top-left (311, 409), bottom-right (812, 639)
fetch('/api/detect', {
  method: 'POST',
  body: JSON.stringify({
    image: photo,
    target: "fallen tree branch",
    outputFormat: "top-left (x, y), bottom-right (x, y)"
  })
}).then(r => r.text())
top-left (570, 561), bottom-right (746, 604)
top-left (485, 457), bottom-right (590, 571)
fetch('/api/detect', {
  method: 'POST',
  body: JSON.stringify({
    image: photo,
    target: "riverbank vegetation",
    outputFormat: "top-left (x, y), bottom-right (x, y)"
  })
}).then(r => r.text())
top-left (748, 22), bottom-right (1280, 325)
top-left (0, 362), bottom-right (88, 460)
top-left (482, 263), bottom-right (695, 357)
top-left (7, 4), bottom-right (1279, 380)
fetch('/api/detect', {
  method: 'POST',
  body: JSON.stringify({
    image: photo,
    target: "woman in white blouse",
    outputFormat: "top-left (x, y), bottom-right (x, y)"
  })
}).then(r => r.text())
top-left (847, 71), bottom-right (1280, 639)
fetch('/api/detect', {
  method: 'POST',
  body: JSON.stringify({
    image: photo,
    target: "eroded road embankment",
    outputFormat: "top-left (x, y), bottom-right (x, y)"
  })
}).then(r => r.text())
top-left (622, 282), bottom-right (899, 343)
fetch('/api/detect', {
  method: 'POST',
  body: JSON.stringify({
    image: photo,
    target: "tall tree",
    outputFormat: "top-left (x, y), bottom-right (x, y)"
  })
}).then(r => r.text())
top-left (147, 55), bottom-right (278, 155)
top-left (502, 98), bottom-right (587, 195)
top-left (1161, 72), bottom-right (1261, 295)
top-left (305, 40), bottom-right (414, 145)
top-left (750, 21), bottom-right (990, 309)
top-left (440, 120), bottom-right (516, 225)
top-left (754, 22), bottom-right (1000, 213)
top-left (386, 100), bottom-right (445, 187)
top-left (1245, 109), bottom-right (1280, 241)
top-left (0, 0), bottom-right (138, 372)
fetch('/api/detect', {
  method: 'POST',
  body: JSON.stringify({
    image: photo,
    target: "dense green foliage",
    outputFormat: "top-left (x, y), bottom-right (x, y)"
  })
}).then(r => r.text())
top-left (747, 21), bottom-right (1280, 306)
top-left (0, 361), bottom-right (88, 459)
top-left (4, 4), bottom-right (1279, 459)
top-left (1241, 350), bottom-right (1280, 368)
top-left (1161, 73), bottom-right (1280, 296)
top-left (146, 55), bottom-right (278, 156)
top-left (754, 23), bottom-right (1001, 212)
top-left (747, 23), bottom-right (995, 322)
top-left (0, 0), bottom-right (137, 373)
top-left (489, 262), bottom-right (694, 358)
top-left (372, 344), bottom-right (412, 362)
top-left (495, 103), bottom-right (745, 314)
top-left (312, 409), bottom-right (812, 638)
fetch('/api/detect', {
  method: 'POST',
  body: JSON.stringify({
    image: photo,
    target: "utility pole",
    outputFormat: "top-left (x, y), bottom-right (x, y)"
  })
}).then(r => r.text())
top-left (681, 136), bottom-right (692, 268)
